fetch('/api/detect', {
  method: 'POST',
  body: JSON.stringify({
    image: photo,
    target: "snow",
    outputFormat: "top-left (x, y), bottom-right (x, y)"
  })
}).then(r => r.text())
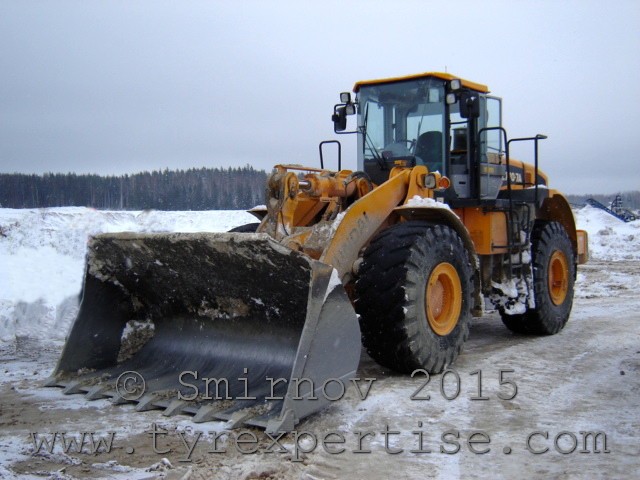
top-left (330, 211), bottom-right (347, 234)
top-left (489, 274), bottom-right (534, 315)
top-left (0, 207), bottom-right (255, 341)
top-left (1, 204), bottom-right (639, 478)
top-left (574, 204), bottom-right (640, 261)
top-left (323, 268), bottom-right (344, 303)
top-left (406, 195), bottom-right (451, 209)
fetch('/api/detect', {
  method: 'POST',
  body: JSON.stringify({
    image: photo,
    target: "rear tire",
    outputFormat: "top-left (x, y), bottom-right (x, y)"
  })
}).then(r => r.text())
top-left (355, 221), bottom-right (473, 373)
top-left (501, 221), bottom-right (575, 334)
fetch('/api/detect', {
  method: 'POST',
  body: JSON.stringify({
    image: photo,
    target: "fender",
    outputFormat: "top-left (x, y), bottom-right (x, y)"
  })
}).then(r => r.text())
top-left (538, 189), bottom-right (578, 252)
top-left (391, 204), bottom-right (483, 317)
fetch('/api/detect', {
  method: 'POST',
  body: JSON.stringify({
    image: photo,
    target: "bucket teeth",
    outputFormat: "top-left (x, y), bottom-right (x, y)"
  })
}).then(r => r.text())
top-left (47, 373), bottom-right (294, 428)
top-left (85, 384), bottom-right (111, 400)
top-left (135, 394), bottom-right (160, 411)
top-left (62, 381), bottom-right (84, 395)
top-left (111, 393), bottom-right (133, 405)
top-left (192, 404), bottom-right (221, 423)
top-left (226, 409), bottom-right (255, 429)
top-left (44, 376), bottom-right (61, 388)
top-left (162, 400), bottom-right (188, 417)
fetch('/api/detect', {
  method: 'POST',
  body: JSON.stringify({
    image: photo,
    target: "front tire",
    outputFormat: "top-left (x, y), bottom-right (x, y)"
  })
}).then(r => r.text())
top-left (355, 222), bottom-right (473, 373)
top-left (501, 221), bottom-right (576, 334)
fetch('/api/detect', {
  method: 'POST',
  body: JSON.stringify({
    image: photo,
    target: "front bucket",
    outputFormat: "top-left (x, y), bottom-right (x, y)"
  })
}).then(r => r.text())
top-left (48, 232), bottom-right (361, 433)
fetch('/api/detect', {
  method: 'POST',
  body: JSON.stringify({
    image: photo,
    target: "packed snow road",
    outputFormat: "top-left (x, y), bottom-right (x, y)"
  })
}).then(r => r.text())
top-left (1, 207), bottom-right (639, 479)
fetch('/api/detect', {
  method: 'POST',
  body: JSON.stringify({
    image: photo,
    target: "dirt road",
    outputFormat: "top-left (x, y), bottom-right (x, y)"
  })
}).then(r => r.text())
top-left (1, 261), bottom-right (639, 479)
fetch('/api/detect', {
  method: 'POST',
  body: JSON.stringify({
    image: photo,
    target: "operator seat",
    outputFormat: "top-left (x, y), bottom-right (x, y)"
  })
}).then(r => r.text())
top-left (415, 131), bottom-right (443, 172)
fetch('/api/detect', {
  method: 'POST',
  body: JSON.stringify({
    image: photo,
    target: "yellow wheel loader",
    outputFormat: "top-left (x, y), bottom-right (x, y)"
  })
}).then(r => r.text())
top-left (47, 72), bottom-right (588, 433)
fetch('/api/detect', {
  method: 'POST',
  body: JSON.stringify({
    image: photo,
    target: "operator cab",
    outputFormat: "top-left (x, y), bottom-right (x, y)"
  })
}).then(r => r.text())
top-left (334, 72), bottom-right (505, 200)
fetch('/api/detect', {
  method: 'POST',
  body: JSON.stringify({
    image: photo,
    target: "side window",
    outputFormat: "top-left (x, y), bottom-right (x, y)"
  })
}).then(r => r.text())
top-left (485, 96), bottom-right (502, 154)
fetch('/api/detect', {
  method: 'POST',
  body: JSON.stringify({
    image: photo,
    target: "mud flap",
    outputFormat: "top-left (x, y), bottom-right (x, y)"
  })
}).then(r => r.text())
top-left (47, 232), bottom-right (360, 432)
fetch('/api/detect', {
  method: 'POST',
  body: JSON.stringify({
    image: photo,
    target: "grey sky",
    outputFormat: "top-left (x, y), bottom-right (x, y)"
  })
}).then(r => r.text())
top-left (1, 0), bottom-right (638, 194)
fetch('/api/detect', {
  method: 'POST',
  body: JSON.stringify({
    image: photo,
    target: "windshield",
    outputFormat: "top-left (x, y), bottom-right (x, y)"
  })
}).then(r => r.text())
top-left (358, 78), bottom-right (446, 172)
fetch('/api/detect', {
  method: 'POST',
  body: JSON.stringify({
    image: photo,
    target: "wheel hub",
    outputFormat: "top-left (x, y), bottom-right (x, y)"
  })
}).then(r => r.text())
top-left (548, 250), bottom-right (569, 306)
top-left (425, 262), bottom-right (462, 336)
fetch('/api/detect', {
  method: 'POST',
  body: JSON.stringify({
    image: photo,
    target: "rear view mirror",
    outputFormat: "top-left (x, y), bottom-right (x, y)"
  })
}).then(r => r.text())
top-left (332, 91), bottom-right (357, 133)
top-left (332, 106), bottom-right (347, 132)
top-left (460, 91), bottom-right (480, 119)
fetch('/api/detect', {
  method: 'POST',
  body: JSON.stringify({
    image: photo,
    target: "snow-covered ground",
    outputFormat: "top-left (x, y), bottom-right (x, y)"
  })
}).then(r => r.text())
top-left (1, 205), bottom-right (639, 479)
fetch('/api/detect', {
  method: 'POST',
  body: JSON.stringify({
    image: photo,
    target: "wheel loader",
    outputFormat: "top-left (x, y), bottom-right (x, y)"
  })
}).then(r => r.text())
top-left (47, 72), bottom-right (588, 433)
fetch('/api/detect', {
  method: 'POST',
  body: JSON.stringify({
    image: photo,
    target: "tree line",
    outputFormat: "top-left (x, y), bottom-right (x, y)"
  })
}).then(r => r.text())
top-left (0, 166), bottom-right (268, 210)
top-left (1, 166), bottom-right (637, 212)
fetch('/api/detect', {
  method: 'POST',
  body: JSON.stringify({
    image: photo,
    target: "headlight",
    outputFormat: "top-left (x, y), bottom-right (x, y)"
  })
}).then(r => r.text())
top-left (449, 79), bottom-right (462, 91)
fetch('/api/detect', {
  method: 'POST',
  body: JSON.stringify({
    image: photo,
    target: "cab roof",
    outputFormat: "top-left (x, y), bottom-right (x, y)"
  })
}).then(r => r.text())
top-left (353, 72), bottom-right (489, 94)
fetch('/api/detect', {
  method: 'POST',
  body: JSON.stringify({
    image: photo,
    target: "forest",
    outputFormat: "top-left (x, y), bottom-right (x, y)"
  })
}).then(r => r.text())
top-left (0, 165), bottom-right (637, 212)
top-left (0, 166), bottom-right (267, 210)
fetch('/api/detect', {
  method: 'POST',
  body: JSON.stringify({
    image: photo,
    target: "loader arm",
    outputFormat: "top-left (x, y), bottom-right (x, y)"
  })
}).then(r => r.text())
top-left (263, 165), bottom-right (432, 281)
top-left (320, 168), bottom-right (415, 278)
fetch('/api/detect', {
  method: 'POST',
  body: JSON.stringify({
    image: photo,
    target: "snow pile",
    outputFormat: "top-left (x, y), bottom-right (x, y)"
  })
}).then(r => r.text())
top-left (574, 205), bottom-right (640, 261)
top-left (0, 207), bottom-right (255, 341)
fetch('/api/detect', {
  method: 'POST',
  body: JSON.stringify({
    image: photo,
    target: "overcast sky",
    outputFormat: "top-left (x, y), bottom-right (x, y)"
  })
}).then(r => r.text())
top-left (1, 0), bottom-right (639, 194)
